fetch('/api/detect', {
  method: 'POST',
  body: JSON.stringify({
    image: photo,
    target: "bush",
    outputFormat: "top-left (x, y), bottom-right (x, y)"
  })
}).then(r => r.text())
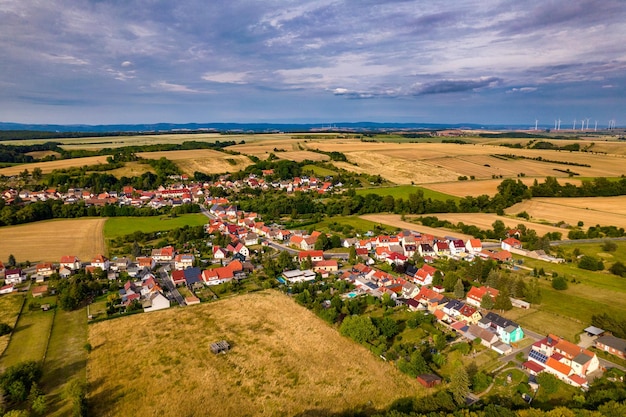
top-left (0, 361), bottom-right (42, 402)
top-left (609, 261), bottom-right (626, 277)
top-left (578, 255), bottom-right (604, 271)
top-left (602, 240), bottom-right (618, 252)
top-left (0, 322), bottom-right (13, 336)
top-left (552, 276), bottom-right (568, 290)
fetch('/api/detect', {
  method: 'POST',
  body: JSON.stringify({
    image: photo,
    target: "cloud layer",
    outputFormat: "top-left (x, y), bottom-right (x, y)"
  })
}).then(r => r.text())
top-left (1, 0), bottom-right (625, 124)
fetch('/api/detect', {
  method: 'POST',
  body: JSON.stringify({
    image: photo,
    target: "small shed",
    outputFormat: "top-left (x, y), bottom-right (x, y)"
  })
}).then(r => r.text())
top-left (584, 326), bottom-right (605, 337)
top-left (211, 340), bottom-right (231, 354)
top-left (417, 373), bottom-right (442, 388)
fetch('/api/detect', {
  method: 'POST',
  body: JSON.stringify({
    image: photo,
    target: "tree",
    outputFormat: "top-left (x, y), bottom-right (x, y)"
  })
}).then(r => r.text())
top-left (32, 167), bottom-right (43, 181)
top-left (397, 351), bottom-right (429, 377)
top-left (578, 255), bottom-right (604, 271)
top-left (524, 278), bottom-right (542, 304)
top-left (7, 254), bottom-right (16, 267)
top-left (551, 276), bottom-right (568, 290)
top-left (454, 278), bottom-right (465, 299)
top-left (348, 246), bottom-right (357, 264)
top-left (131, 241), bottom-right (142, 258)
top-left (480, 293), bottom-right (494, 310)
top-left (339, 315), bottom-right (379, 344)
top-left (536, 372), bottom-right (560, 394)
top-left (375, 317), bottom-right (399, 339)
top-left (0, 322), bottom-right (12, 336)
top-left (609, 261), bottom-right (626, 277)
top-left (277, 250), bottom-right (294, 271)
top-left (494, 287), bottom-right (513, 311)
top-left (449, 365), bottom-right (470, 405)
top-left (602, 240), bottom-right (618, 252)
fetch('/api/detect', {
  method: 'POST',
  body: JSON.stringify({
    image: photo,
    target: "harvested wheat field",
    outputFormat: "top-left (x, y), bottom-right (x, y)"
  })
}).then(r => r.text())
top-left (0, 218), bottom-right (106, 262)
top-left (506, 196), bottom-right (626, 229)
top-left (103, 161), bottom-right (156, 178)
top-left (137, 149), bottom-right (251, 174)
top-left (431, 213), bottom-right (568, 238)
top-left (424, 178), bottom-right (584, 197)
top-left (360, 214), bottom-right (474, 240)
top-left (87, 291), bottom-right (423, 417)
top-left (0, 155), bottom-right (111, 176)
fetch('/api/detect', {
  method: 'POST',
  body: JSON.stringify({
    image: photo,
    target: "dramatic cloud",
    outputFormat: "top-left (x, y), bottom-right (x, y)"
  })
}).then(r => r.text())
top-left (1, 0), bottom-right (625, 124)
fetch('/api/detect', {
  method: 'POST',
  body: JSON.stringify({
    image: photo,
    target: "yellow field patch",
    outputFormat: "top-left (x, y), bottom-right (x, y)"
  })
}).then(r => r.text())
top-left (87, 291), bottom-right (423, 417)
top-left (431, 213), bottom-right (569, 237)
top-left (506, 196), bottom-right (626, 229)
top-left (103, 161), bottom-right (156, 178)
top-left (0, 218), bottom-right (106, 263)
top-left (424, 178), bottom-right (584, 197)
top-left (25, 150), bottom-right (62, 159)
top-left (0, 156), bottom-right (111, 176)
top-left (137, 149), bottom-right (251, 174)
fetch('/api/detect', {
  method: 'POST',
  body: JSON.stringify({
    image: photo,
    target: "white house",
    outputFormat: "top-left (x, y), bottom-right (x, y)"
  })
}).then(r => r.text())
top-left (4, 269), bottom-right (25, 284)
top-left (143, 292), bottom-right (170, 312)
top-left (60, 255), bottom-right (81, 271)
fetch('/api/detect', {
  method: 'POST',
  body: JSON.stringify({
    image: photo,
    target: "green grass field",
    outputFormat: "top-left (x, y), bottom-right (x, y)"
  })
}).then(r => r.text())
top-left (355, 185), bottom-right (460, 202)
top-left (312, 215), bottom-right (400, 235)
top-left (0, 296), bottom-right (56, 369)
top-left (104, 213), bottom-right (208, 239)
top-left (42, 308), bottom-right (88, 416)
top-left (301, 164), bottom-right (338, 177)
top-left (0, 294), bottom-right (26, 356)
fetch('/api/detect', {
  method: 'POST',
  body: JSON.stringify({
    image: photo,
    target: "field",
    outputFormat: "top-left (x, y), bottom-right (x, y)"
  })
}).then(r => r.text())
top-left (0, 218), bottom-right (106, 262)
top-left (359, 214), bottom-right (475, 240)
top-left (0, 155), bottom-right (111, 176)
top-left (356, 185), bottom-right (460, 202)
top-left (136, 149), bottom-right (251, 175)
top-left (104, 213), bottom-right (207, 239)
top-left (87, 291), bottom-right (423, 417)
top-left (310, 215), bottom-right (400, 235)
top-left (506, 196), bottom-right (626, 229)
top-left (103, 161), bottom-right (156, 178)
top-left (0, 294), bottom-right (26, 356)
top-left (301, 164), bottom-right (338, 177)
top-left (41, 308), bottom-right (88, 416)
top-left (430, 213), bottom-right (569, 237)
top-left (0, 295), bottom-right (56, 370)
top-left (424, 177), bottom-right (584, 197)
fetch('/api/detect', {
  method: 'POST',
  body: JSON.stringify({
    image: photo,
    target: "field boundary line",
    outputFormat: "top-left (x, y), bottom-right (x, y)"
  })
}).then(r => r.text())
top-left (0, 296), bottom-right (27, 361)
top-left (41, 302), bottom-right (58, 365)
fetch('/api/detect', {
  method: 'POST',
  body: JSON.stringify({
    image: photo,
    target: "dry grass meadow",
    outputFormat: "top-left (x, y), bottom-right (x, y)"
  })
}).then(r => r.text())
top-left (87, 291), bottom-right (424, 417)
top-left (0, 218), bottom-right (106, 262)
top-left (360, 214), bottom-right (474, 240)
top-left (137, 149), bottom-right (252, 175)
top-left (506, 196), bottom-right (626, 229)
top-left (430, 213), bottom-right (568, 237)
top-left (0, 155), bottom-right (111, 176)
top-left (423, 178), bottom-right (584, 197)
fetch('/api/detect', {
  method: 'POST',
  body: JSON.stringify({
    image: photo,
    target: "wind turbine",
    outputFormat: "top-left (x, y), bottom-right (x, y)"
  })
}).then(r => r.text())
top-left (594, 120), bottom-right (598, 131)
top-left (573, 119), bottom-right (576, 130)
top-left (535, 119), bottom-right (538, 131)
top-left (557, 119), bottom-right (561, 130)
top-left (586, 118), bottom-right (590, 130)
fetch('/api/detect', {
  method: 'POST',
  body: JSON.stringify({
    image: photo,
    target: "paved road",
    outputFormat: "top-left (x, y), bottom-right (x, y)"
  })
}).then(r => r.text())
top-left (551, 237), bottom-right (626, 246)
top-left (157, 266), bottom-right (185, 306)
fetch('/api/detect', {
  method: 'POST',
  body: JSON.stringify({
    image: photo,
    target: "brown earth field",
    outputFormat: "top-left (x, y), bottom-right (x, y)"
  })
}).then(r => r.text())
top-left (0, 218), bottom-right (106, 262)
top-left (87, 291), bottom-right (424, 417)
top-left (430, 213), bottom-right (569, 238)
top-left (505, 196), bottom-right (626, 229)
top-left (359, 214), bottom-right (475, 240)
top-left (0, 155), bottom-right (111, 176)
top-left (423, 178), bottom-right (585, 197)
top-left (137, 149), bottom-right (252, 174)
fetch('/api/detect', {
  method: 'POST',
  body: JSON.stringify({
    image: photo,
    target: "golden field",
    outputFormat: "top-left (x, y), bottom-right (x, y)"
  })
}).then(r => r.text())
top-left (0, 218), bottom-right (106, 262)
top-left (424, 178), bottom-right (583, 197)
top-left (87, 291), bottom-right (424, 417)
top-left (430, 213), bottom-right (568, 237)
top-left (360, 214), bottom-right (475, 240)
top-left (137, 149), bottom-right (252, 174)
top-left (0, 155), bottom-right (111, 176)
top-left (506, 196), bottom-right (626, 229)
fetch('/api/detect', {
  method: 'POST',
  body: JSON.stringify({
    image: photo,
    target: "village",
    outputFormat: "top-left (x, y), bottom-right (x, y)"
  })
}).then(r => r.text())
top-left (1, 184), bottom-right (624, 395)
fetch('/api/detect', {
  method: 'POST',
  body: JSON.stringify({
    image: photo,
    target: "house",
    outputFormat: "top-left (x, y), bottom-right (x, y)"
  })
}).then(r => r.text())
top-left (313, 260), bottom-right (338, 273)
top-left (201, 261), bottom-right (243, 286)
top-left (213, 246), bottom-right (228, 260)
top-left (35, 263), bottom-right (55, 277)
top-left (417, 374), bottom-right (442, 388)
top-left (433, 241), bottom-right (450, 256)
top-left (386, 252), bottom-right (408, 266)
top-left (447, 239), bottom-right (466, 256)
top-left (418, 243), bottom-right (436, 257)
top-left (282, 269), bottom-right (317, 283)
top-left (183, 267), bottom-right (203, 290)
top-left (60, 255), bottom-right (81, 271)
top-left (171, 270), bottom-right (186, 286)
top-left (501, 237), bottom-right (522, 251)
top-left (185, 296), bottom-right (201, 305)
top-left (151, 246), bottom-right (175, 262)
top-left (465, 239), bottom-right (483, 254)
top-left (467, 324), bottom-right (499, 347)
top-left (479, 312), bottom-right (524, 344)
top-left (595, 335), bottom-right (626, 360)
top-left (298, 250), bottom-right (324, 263)
top-left (466, 286), bottom-right (499, 308)
top-left (111, 257), bottom-right (131, 271)
top-left (32, 285), bottom-right (48, 298)
top-left (244, 232), bottom-right (259, 246)
top-left (59, 267), bottom-right (72, 279)
top-left (457, 304), bottom-right (482, 324)
top-left (174, 254), bottom-right (195, 270)
top-left (137, 256), bottom-right (156, 270)
top-left (143, 292), bottom-right (170, 312)
top-left (4, 269), bottom-right (25, 284)
top-left (91, 254), bottom-right (109, 271)
top-left (0, 284), bottom-right (15, 295)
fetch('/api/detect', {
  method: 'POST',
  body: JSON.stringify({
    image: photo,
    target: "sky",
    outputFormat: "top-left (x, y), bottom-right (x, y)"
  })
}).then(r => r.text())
top-left (1, 0), bottom-right (625, 126)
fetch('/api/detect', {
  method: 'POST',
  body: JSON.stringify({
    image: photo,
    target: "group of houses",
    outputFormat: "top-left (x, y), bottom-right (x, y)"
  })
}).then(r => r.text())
top-left (210, 171), bottom-right (340, 194)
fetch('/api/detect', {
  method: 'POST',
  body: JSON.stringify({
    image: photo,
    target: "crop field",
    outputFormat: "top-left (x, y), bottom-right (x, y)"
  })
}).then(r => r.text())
top-left (25, 150), bottom-right (62, 159)
top-left (0, 218), bottom-right (107, 262)
top-left (103, 161), bottom-right (156, 178)
top-left (424, 178), bottom-right (584, 197)
top-left (136, 149), bottom-right (251, 174)
top-left (431, 213), bottom-right (567, 237)
top-left (355, 185), bottom-right (460, 202)
top-left (360, 214), bottom-right (474, 240)
top-left (87, 291), bottom-right (423, 417)
top-left (301, 164), bottom-right (338, 177)
top-left (0, 155), bottom-right (111, 176)
top-left (104, 213), bottom-right (207, 239)
top-left (0, 294), bottom-right (25, 356)
top-left (505, 196), bottom-right (626, 229)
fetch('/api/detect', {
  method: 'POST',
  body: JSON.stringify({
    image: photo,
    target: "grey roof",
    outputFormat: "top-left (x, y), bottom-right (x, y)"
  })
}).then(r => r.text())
top-left (573, 352), bottom-right (593, 366)
top-left (584, 326), bottom-right (605, 336)
top-left (184, 267), bottom-right (201, 284)
top-left (484, 312), bottom-right (519, 330)
top-left (596, 335), bottom-right (626, 353)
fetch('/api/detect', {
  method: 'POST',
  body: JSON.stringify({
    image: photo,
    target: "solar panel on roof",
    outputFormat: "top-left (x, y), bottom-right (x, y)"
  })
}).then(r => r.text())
top-left (529, 350), bottom-right (548, 363)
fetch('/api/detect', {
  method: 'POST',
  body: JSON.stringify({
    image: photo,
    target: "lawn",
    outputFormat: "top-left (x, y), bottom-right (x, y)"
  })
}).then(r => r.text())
top-left (104, 213), bottom-right (208, 239)
top-left (0, 294), bottom-right (26, 356)
top-left (301, 164), bottom-right (338, 177)
top-left (41, 308), bottom-right (88, 417)
top-left (0, 296), bottom-right (56, 369)
top-left (87, 290), bottom-right (424, 417)
top-left (355, 185), bottom-right (460, 202)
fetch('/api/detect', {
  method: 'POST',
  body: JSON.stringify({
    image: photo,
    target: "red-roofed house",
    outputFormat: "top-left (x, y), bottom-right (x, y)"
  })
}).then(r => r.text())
top-left (174, 254), bottom-right (195, 270)
top-left (36, 262), bottom-right (55, 277)
top-left (465, 239), bottom-right (483, 254)
top-left (151, 246), bottom-right (175, 262)
top-left (171, 270), bottom-right (186, 286)
top-left (313, 260), bottom-right (338, 273)
top-left (60, 255), bottom-right (81, 271)
top-left (137, 256), bottom-right (156, 270)
top-left (298, 250), bottom-right (324, 263)
top-left (466, 286), bottom-right (499, 308)
top-left (501, 237), bottom-right (522, 251)
top-left (91, 255), bottom-right (109, 271)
